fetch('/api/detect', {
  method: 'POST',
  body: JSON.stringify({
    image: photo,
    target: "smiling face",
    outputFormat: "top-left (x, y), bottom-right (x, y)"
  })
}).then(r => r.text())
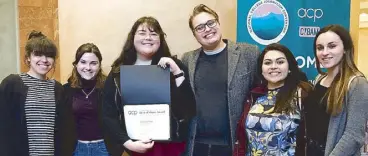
top-left (191, 12), bottom-right (222, 50)
top-left (261, 50), bottom-right (289, 89)
top-left (133, 23), bottom-right (161, 60)
top-left (76, 53), bottom-right (100, 80)
top-left (27, 54), bottom-right (54, 78)
top-left (315, 31), bottom-right (345, 72)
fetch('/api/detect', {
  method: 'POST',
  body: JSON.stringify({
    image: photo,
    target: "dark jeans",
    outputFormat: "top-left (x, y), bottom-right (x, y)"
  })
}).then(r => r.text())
top-left (193, 142), bottom-right (232, 156)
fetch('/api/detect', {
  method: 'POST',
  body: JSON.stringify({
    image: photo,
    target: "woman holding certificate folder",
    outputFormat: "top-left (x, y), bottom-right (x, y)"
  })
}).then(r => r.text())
top-left (103, 16), bottom-right (196, 156)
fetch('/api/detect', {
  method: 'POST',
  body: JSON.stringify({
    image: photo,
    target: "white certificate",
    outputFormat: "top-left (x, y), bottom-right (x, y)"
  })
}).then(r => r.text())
top-left (124, 104), bottom-right (170, 140)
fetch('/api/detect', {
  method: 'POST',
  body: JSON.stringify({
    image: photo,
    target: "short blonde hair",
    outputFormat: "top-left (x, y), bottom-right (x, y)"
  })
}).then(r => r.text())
top-left (188, 4), bottom-right (219, 31)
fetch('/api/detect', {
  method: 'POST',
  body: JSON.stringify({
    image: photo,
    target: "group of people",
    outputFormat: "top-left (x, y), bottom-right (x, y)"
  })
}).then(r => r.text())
top-left (0, 4), bottom-right (367, 156)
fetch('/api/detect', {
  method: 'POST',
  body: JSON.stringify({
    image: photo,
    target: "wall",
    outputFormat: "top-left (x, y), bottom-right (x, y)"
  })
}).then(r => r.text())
top-left (350, 0), bottom-right (368, 76)
top-left (350, 0), bottom-right (360, 63)
top-left (18, 0), bottom-right (60, 80)
top-left (358, 28), bottom-right (368, 77)
top-left (0, 0), bottom-right (19, 80)
top-left (359, 0), bottom-right (368, 77)
top-left (58, 0), bottom-right (237, 83)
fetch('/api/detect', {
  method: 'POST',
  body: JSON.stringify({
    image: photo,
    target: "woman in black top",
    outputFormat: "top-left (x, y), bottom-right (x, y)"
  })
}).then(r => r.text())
top-left (304, 80), bottom-right (330, 155)
top-left (305, 24), bottom-right (368, 155)
top-left (62, 43), bottom-right (123, 156)
top-left (102, 16), bottom-right (196, 156)
top-left (0, 31), bottom-right (64, 156)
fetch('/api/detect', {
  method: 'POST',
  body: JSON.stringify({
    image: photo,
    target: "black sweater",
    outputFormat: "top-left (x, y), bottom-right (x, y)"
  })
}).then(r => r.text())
top-left (102, 57), bottom-right (196, 153)
top-left (0, 74), bottom-right (63, 156)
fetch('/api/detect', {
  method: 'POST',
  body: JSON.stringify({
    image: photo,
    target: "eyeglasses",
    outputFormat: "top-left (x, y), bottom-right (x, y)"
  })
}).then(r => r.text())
top-left (194, 19), bottom-right (217, 33)
top-left (135, 31), bottom-right (160, 40)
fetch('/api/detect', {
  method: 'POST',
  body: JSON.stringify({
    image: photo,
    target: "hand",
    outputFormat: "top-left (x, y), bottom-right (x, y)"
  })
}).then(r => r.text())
top-left (123, 139), bottom-right (154, 153)
top-left (157, 57), bottom-right (182, 75)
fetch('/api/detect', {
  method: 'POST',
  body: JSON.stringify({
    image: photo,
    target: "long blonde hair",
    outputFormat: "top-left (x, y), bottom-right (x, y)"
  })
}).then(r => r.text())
top-left (313, 25), bottom-right (363, 116)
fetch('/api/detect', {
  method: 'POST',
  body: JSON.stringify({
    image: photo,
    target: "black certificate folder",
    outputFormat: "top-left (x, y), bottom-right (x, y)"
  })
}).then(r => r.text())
top-left (120, 65), bottom-right (171, 141)
top-left (120, 65), bottom-right (171, 104)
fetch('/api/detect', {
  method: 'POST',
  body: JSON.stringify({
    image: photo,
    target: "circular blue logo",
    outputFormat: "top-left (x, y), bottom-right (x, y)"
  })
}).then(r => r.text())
top-left (247, 0), bottom-right (289, 45)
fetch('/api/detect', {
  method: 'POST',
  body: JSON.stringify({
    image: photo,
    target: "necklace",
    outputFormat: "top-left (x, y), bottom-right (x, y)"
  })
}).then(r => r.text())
top-left (81, 86), bottom-right (96, 98)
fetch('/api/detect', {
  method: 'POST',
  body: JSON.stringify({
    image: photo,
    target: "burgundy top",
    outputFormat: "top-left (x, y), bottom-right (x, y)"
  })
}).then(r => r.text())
top-left (72, 79), bottom-right (103, 141)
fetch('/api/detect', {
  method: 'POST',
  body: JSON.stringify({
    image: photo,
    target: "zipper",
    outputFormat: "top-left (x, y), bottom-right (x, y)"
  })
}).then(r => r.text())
top-left (172, 115), bottom-right (180, 139)
top-left (235, 140), bottom-right (239, 155)
top-left (208, 144), bottom-right (212, 156)
top-left (113, 78), bottom-right (122, 121)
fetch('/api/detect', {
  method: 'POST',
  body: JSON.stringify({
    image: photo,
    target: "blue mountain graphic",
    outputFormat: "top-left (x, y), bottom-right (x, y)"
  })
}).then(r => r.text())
top-left (251, 12), bottom-right (284, 40)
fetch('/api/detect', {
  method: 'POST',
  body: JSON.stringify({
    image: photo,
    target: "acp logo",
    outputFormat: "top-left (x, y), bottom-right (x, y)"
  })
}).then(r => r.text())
top-left (128, 111), bottom-right (138, 115)
top-left (247, 0), bottom-right (289, 45)
top-left (297, 8), bottom-right (323, 22)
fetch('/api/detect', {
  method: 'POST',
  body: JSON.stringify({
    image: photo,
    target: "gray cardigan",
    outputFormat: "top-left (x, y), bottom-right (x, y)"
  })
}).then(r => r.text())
top-left (323, 76), bottom-right (368, 156)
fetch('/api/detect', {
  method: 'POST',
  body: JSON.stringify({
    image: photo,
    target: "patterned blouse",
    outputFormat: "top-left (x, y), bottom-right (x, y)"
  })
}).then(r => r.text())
top-left (245, 88), bottom-right (300, 156)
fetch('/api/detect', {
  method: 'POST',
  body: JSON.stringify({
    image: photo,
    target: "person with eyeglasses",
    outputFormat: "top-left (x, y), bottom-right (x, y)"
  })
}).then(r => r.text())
top-left (102, 16), bottom-right (196, 156)
top-left (181, 4), bottom-right (260, 156)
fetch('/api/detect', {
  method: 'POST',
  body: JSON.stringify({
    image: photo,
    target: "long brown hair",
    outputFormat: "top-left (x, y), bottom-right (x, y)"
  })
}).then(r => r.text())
top-left (68, 43), bottom-right (106, 88)
top-left (257, 43), bottom-right (312, 113)
top-left (111, 16), bottom-right (171, 73)
top-left (313, 24), bottom-right (363, 116)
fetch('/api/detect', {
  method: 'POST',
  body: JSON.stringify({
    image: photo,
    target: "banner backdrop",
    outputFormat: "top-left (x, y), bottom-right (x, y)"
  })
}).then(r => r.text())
top-left (237, 0), bottom-right (351, 80)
